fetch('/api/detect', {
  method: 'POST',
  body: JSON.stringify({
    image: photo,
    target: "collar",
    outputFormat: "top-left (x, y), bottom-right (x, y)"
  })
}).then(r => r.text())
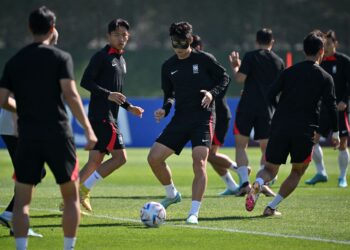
top-left (323, 55), bottom-right (336, 61)
top-left (108, 47), bottom-right (124, 55)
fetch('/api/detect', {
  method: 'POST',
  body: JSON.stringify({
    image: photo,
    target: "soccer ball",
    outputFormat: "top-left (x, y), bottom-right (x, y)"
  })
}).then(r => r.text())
top-left (140, 201), bottom-right (166, 227)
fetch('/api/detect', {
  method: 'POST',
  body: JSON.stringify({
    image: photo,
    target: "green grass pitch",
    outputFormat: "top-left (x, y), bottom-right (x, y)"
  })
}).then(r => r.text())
top-left (0, 148), bottom-right (349, 249)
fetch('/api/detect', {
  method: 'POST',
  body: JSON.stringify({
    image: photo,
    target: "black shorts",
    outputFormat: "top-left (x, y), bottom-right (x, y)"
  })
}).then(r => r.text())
top-left (318, 110), bottom-right (350, 137)
top-left (234, 111), bottom-right (270, 140)
top-left (15, 137), bottom-right (78, 185)
top-left (91, 120), bottom-right (125, 153)
top-left (156, 114), bottom-right (214, 155)
top-left (212, 117), bottom-right (230, 146)
top-left (265, 131), bottom-right (314, 165)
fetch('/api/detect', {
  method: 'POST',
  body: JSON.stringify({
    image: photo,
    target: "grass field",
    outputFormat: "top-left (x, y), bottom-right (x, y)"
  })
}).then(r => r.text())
top-left (0, 148), bottom-right (349, 250)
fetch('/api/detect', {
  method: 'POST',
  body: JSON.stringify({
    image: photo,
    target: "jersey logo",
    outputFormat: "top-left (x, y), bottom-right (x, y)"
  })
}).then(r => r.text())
top-left (171, 70), bottom-right (178, 75)
top-left (332, 65), bottom-right (337, 74)
top-left (193, 64), bottom-right (199, 74)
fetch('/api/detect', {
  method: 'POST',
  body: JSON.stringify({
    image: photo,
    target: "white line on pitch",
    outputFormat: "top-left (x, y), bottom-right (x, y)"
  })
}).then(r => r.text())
top-left (18, 206), bottom-right (350, 245)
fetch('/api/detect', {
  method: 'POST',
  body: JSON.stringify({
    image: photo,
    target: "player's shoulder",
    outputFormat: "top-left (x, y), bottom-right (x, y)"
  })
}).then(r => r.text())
top-left (335, 52), bottom-right (350, 63)
top-left (192, 49), bottom-right (217, 61)
top-left (162, 54), bottom-right (178, 68)
top-left (48, 45), bottom-right (72, 61)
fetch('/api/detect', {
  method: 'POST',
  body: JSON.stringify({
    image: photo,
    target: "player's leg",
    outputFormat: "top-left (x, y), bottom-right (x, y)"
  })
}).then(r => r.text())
top-left (79, 150), bottom-right (105, 183)
top-left (148, 142), bottom-right (181, 208)
top-left (257, 139), bottom-right (276, 196)
top-left (187, 145), bottom-right (209, 224)
top-left (306, 133), bottom-right (328, 184)
top-left (209, 145), bottom-right (239, 195)
top-left (338, 136), bottom-right (349, 187)
top-left (234, 134), bottom-right (251, 195)
top-left (12, 182), bottom-right (34, 249)
top-left (60, 180), bottom-right (80, 250)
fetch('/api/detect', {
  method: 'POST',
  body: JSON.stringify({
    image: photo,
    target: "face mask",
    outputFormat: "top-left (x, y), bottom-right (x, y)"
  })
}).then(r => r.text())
top-left (171, 38), bottom-right (190, 49)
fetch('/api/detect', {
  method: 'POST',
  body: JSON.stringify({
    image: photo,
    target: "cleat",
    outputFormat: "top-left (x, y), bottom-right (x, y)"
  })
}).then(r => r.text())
top-left (160, 192), bottom-right (182, 209)
top-left (245, 182), bottom-right (260, 211)
top-left (10, 228), bottom-right (43, 237)
top-left (305, 174), bottom-right (328, 185)
top-left (80, 185), bottom-right (92, 212)
top-left (219, 188), bottom-right (239, 196)
top-left (338, 177), bottom-right (348, 188)
top-left (263, 206), bottom-right (282, 217)
top-left (261, 185), bottom-right (276, 197)
top-left (235, 182), bottom-right (251, 197)
top-left (186, 214), bottom-right (198, 224)
top-left (0, 215), bottom-right (12, 229)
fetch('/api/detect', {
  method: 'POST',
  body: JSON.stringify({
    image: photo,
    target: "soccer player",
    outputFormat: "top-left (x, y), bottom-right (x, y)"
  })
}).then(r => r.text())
top-left (305, 30), bottom-right (350, 188)
top-left (245, 31), bottom-right (340, 216)
top-left (191, 34), bottom-right (240, 194)
top-left (0, 27), bottom-right (59, 237)
top-left (228, 28), bottom-right (284, 196)
top-left (147, 22), bottom-right (230, 224)
top-left (0, 6), bottom-right (97, 250)
top-left (78, 18), bottom-right (144, 212)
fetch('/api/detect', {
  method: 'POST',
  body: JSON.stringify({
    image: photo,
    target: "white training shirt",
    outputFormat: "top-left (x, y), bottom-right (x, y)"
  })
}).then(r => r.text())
top-left (0, 109), bottom-right (18, 136)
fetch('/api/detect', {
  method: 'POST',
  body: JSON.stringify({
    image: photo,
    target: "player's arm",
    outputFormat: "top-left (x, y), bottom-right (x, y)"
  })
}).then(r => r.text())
top-left (61, 79), bottom-right (97, 150)
top-left (268, 72), bottom-right (285, 108)
top-left (0, 88), bottom-right (16, 112)
top-left (323, 76), bottom-right (340, 148)
top-left (158, 63), bottom-right (174, 120)
top-left (228, 51), bottom-right (247, 84)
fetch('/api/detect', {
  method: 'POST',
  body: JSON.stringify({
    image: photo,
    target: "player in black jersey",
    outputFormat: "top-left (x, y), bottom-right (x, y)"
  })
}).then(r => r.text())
top-left (147, 22), bottom-right (230, 224)
top-left (229, 28), bottom-right (284, 196)
top-left (0, 27), bottom-right (59, 238)
top-left (245, 31), bottom-right (340, 216)
top-left (191, 34), bottom-right (240, 195)
top-left (78, 19), bottom-right (144, 212)
top-left (305, 30), bottom-right (350, 188)
top-left (0, 6), bottom-right (97, 249)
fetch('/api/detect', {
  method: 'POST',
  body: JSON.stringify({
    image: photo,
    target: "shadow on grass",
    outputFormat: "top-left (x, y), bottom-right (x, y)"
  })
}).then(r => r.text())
top-left (33, 222), bottom-right (144, 229)
top-left (92, 195), bottom-right (164, 200)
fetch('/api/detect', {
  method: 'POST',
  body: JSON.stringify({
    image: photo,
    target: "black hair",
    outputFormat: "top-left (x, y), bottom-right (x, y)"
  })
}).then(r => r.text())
top-left (303, 31), bottom-right (325, 56)
top-left (108, 18), bottom-right (130, 33)
top-left (256, 28), bottom-right (273, 45)
top-left (326, 30), bottom-right (337, 43)
top-left (191, 34), bottom-right (203, 50)
top-left (29, 6), bottom-right (56, 35)
top-left (169, 21), bottom-right (193, 39)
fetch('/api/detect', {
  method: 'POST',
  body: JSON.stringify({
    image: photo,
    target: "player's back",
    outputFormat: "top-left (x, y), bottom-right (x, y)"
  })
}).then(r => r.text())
top-left (4, 42), bottom-right (73, 139)
top-left (271, 60), bottom-right (335, 132)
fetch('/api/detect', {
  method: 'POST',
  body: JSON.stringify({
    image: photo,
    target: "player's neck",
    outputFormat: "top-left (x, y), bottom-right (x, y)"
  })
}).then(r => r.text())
top-left (32, 35), bottom-right (51, 45)
top-left (305, 55), bottom-right (320, 64)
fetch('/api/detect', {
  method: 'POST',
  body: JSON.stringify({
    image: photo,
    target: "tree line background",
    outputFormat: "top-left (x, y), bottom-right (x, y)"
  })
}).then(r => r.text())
top-left (0, 0), bottom-right (349, 97)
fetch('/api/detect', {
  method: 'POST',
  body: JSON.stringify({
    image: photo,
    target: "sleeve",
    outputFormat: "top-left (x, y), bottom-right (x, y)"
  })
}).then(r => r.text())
top-left (206, 55), bottom-right (230, 98)
top-left (238, 53), bottom-right (250, 75)
top-left (323, 76), bottom-right (339, 132)
top-left (0, 62), bottom-right (14, 92)
top-left (161, 63), bottom-right (175, 117)
top-left (80, 53), bottom-right (110, 99)
top-left (59, 53), bottom-right (75, 80)
top-left (268, 71), bottom-right (285, 108)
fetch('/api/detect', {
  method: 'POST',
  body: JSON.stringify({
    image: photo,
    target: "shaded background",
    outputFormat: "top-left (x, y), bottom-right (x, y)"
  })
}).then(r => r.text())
top-left (1, 0), bottom-right (350, 97)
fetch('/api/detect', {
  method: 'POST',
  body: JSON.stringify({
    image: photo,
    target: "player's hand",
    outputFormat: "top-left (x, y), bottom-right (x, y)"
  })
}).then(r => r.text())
top-left (332, 131), bottom-right (340, 150)
top-left (200, 90), bottom-right (213, 108)
top-left (337, 101), bottom-right (347, 111)
top-left (108, 92), bottom-right (126, 105)
top-left (228, 51), bottom-right (241, 68)
top-left (84, 128), bottom-right (97, 150)
top-left (128, 105), bottom-right (144, 118)
top-left (154, 108), bottom-right (165, 123)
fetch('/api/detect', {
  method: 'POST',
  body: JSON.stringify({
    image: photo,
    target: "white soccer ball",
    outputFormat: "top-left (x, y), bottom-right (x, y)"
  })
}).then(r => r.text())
top-left (140, 201), bottom-right (166, 227)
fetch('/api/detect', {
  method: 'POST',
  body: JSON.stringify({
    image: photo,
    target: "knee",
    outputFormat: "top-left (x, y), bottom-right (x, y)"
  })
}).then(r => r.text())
top-left (113, 154), bottom-right (127, 166)
top-left (147, 152), bottom-right (160, 167)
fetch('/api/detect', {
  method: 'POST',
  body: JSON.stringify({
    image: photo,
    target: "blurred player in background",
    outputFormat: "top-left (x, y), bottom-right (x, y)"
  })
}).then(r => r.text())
top-left (229, 28), bottom-right (284, 196)
top-left (191, 34), bottom-right (240, 195)
top-left (246, 31), bottom-right (339, 216)
top-left (147, 22), bottom-right (230, 224)
top-left (306, 30), bottom-right (350, 188)
top-left (0, 6), bottom-right (97, 250)
top-left (0, 27), bottom-right (59, 238)
top-left (78, 18), bottom-right (144, 212)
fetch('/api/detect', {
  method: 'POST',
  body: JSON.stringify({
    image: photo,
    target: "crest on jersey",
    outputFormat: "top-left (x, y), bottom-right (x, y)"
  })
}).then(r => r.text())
top-left (332, 65), bottom-right (337, 74)
top-left (193, 64), bottom-right (199, 74)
